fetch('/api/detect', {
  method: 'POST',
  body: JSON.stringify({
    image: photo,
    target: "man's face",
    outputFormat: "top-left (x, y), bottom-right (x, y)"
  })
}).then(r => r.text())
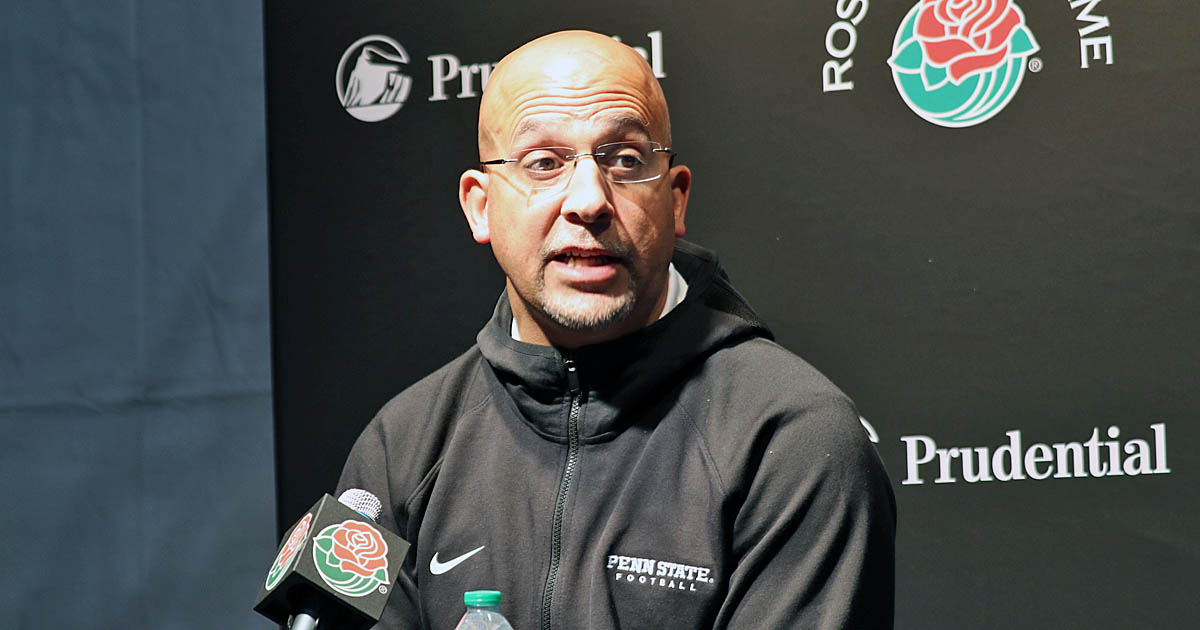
top-left (461, 33), bottom-right (690, 347)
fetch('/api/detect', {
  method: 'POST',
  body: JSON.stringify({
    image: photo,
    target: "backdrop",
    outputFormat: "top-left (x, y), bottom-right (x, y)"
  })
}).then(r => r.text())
top-left (265, 2), bottom-right (1199, 627)
top-left (1, 1), bottom-right (275, 627)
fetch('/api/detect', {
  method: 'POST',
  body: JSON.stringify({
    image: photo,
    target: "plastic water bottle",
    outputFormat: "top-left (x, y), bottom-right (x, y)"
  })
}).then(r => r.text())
top-left (454, 590), bottom-right (515, 630)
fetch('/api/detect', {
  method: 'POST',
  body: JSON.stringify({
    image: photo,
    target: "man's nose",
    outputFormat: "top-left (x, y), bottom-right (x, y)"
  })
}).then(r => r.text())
top-left (558, 155), bottom-right (613, 224)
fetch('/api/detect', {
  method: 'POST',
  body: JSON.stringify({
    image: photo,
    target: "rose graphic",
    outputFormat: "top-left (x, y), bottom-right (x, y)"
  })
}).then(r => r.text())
top-left (279, 513), bottom-right (312, 566)
top-left (888, 0), bottom-right (1039, 127)
top-left (329, 520), bottom-right (388, 578)
top-left (915, 0), bottom-right (1023, 84)
top-left (312, 520), bottom-right (391, 597)
top-left (266, 513), bottom-right (313, 591)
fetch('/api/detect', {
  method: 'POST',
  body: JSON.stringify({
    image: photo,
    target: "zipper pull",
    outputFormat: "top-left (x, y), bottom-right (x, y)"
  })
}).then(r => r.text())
top-left (563, 358), bottom-right (580, 394)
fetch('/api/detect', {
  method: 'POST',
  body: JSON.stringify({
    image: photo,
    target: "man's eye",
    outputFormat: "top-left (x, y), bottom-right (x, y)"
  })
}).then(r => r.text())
top-left (614, 154), bottom-right (644, 168)
top-left (521, 153), bottom-right (564, 172)
top-left (603, 152), bottom-right (646, 170)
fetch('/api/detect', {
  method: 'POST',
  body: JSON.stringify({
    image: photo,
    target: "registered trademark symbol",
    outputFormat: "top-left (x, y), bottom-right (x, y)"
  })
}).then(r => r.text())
top-left (378, 585), bottom-right (388, 594)
top-left (1028, 57), bottom-right (1043, 73)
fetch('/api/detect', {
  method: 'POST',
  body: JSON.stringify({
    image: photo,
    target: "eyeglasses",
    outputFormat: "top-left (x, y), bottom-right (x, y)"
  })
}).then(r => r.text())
top-left (479, 141), bottom-right (675, 191)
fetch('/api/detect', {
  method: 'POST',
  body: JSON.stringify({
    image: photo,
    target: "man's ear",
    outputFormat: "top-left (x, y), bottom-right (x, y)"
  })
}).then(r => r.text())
top-left (669, 164), bottom-right (691, 237)
top-left (459, 169), bottom-right (490, 243)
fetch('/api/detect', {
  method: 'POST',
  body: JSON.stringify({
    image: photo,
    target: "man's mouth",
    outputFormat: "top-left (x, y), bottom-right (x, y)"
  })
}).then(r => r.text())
top-left (547, 247), bottom-right (624, 284)
top-left (551, 249), bottom-right (620, 267)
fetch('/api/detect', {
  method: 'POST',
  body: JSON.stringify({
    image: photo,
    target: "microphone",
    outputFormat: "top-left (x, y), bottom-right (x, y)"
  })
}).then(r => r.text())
top-left (253, 489), bottom-right (410, 630)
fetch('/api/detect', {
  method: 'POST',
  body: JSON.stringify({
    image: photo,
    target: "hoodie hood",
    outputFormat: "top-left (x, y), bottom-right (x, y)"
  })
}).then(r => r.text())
top-left (476, 240), bottom-right (773, 441)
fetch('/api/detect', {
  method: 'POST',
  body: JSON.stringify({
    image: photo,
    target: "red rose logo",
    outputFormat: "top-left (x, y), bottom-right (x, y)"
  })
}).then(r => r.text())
top-left (329, 520), bottom-right (388, 578)
top-left (915, 0), bottom-right (1023, 83)
top-left (266, 513), bottom-right (314, 590)
top-left (279, 513), bottom-right (312, 567)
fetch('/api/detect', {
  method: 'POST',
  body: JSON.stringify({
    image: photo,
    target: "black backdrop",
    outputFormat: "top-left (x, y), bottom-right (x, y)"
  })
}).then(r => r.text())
top-left (265, 2), bottom-right (1199, 627)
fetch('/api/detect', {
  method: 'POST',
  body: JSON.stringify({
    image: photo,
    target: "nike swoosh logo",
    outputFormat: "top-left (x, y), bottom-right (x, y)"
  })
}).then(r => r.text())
top-left (430, 545), bottom-right (486, 575)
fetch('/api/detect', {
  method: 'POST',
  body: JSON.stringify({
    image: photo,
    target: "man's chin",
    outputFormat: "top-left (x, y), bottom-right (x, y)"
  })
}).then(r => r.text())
top-left (540, 292), bottom-right (637, 333)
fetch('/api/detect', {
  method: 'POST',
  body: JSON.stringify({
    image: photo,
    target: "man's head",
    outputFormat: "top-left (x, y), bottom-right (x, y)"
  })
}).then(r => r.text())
top-left (459, 30), bottom-right (691, 348)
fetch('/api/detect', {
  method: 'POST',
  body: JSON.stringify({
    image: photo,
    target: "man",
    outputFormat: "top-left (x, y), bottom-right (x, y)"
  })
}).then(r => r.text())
top-left (338, 30), bottom-right (895, 629)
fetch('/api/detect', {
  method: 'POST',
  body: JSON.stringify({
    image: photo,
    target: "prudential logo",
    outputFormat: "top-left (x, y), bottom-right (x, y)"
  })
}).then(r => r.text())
top-left (887, 0), bottom-right (1040, 128)
top-left (337, 35), bottom-right (412, 122)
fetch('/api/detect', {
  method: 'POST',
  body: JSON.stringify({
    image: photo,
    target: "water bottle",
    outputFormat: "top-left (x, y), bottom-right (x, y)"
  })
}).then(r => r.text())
top-left (454, 590), bottom-right (515, 630)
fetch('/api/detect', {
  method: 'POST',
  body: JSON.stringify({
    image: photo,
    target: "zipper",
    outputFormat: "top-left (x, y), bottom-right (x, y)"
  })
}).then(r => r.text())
top-left (540, 357), bottom-right (582, 630)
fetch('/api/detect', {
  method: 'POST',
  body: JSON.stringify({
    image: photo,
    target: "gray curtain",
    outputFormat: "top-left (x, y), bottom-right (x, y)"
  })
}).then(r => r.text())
top-left (1, 1), bottom-right (276, 627)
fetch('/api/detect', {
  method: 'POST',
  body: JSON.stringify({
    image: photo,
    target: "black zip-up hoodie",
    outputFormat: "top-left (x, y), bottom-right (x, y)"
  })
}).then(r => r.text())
top-left (338, 241), bottom-right (896, 629)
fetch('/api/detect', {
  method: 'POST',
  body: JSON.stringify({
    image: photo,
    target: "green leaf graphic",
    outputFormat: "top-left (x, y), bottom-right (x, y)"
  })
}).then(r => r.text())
top-left (374, 567), bottom-right (388, 582)
top-left (323, 559), bottom-right (355, 581)
top-left (922, 63), bottom-right (949, 91)
top-left (1009, 25), bottom-right (1040, 56)
top-left (888, 38), bottom-right (924, 73)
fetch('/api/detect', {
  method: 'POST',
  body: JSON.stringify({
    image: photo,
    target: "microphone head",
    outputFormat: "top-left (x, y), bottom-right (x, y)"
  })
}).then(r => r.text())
top-left (338, 488), bottom-right (383, 522)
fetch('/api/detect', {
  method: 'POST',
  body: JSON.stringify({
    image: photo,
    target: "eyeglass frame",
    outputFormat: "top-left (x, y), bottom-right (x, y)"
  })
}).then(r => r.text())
top-left (477, 141), bottom-right (677, 190)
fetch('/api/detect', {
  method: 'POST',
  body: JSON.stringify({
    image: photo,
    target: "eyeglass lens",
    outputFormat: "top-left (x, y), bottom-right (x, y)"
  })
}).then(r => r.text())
top-left (511, 141), bottom-right (668, 190)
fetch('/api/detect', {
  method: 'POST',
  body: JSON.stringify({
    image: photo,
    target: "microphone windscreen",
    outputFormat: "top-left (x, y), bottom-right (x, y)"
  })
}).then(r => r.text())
top-left (338, 488), bottom-right (383, 522)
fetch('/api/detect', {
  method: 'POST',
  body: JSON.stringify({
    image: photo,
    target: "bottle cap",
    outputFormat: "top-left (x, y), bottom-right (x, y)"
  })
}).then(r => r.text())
top-left (464, 590), bottom-right (502, 607)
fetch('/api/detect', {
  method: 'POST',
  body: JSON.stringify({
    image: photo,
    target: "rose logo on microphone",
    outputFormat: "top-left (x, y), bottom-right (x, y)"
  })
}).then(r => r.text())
top-left (888, 0), bottom-right (1040, 128)
top-left (312, 520), bottom-right (391, 597)
top-left (265, 512), bottom-right (313, 591)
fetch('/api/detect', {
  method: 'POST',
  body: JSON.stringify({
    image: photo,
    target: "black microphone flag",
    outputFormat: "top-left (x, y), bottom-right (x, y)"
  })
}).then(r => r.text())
top-left (253, 492), bottom-right (410, 629)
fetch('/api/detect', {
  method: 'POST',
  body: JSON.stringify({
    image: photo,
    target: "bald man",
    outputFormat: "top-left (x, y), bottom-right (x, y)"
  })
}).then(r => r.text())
top-left (339, 31), bottom-right (895, 630)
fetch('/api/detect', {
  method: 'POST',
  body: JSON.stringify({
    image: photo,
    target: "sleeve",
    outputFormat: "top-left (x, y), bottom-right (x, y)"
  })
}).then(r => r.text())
top-left (713, 396), bottom-right (896, 629)
top-left (337, 416), bottom-right (425, 630)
